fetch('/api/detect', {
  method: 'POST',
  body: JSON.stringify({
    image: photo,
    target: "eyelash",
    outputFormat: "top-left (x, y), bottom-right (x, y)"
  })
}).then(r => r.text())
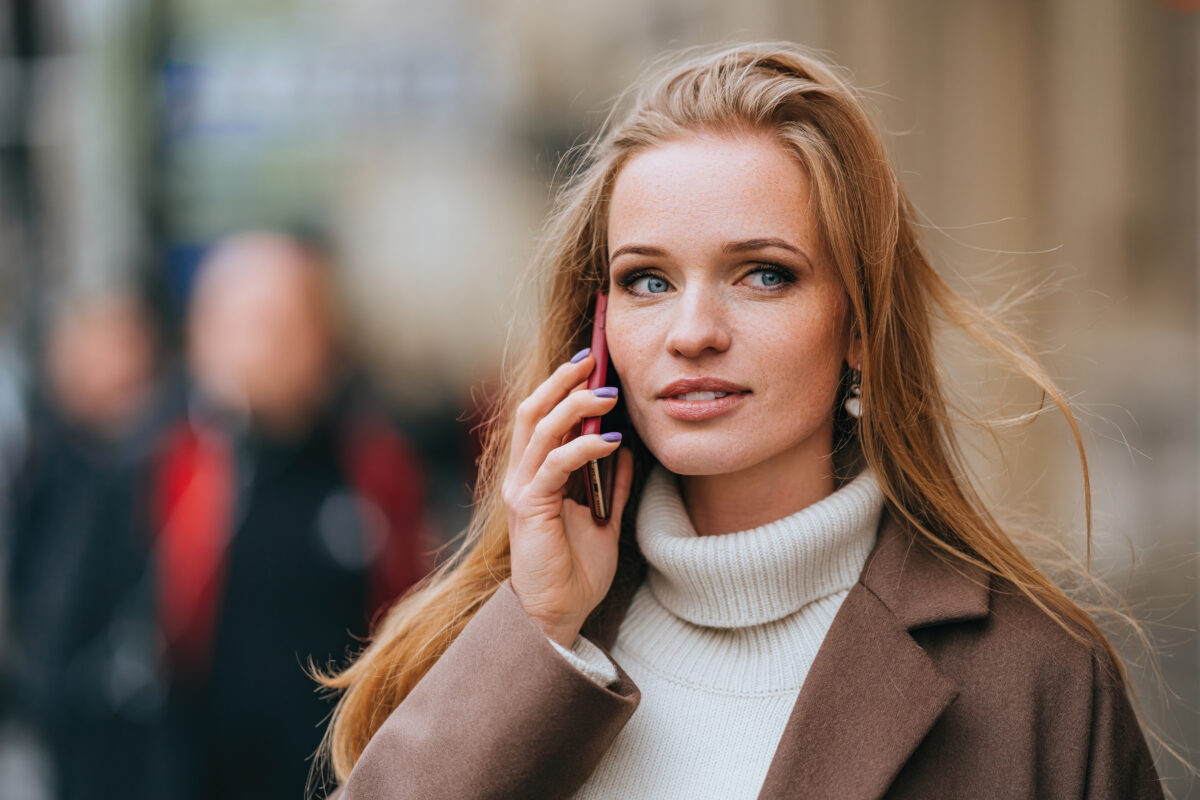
top-left (615, 264), bottom-right (798, 294)
top-left (745, 264), bottom-right (798, 287)
top-left (615, 270), bottom-right (664, 292)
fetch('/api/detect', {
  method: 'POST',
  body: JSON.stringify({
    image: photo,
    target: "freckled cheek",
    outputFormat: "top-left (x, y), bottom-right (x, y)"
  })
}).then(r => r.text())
top-left (751, 323), bottom-right (846, 413)
top-left (607, 314), bottom-right (654, 391)
top-left (606, 316), bottom-right (662, 435)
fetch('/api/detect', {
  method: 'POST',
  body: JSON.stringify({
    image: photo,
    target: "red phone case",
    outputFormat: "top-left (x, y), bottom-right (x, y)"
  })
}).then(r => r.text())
top-left (582, 292), bottom-right (608, 436)
top-left (582, 291), bottom-right (614, 522)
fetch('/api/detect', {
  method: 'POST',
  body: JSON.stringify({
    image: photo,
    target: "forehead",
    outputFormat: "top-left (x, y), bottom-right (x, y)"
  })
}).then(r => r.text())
top-left (607, 132), bottom-right (816, 248)
top-left (196, 249), bottom-right (328, 317)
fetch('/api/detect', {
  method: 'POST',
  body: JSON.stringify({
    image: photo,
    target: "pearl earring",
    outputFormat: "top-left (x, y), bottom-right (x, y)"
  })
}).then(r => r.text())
top-left (844, 367), bottom-right (862, 418)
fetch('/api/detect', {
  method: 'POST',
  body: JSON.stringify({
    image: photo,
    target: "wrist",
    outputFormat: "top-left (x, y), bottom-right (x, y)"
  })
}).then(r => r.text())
top-left (539, 617), bottom-right (586, 649)
top-left (508, 583), bottom-right (587, 648)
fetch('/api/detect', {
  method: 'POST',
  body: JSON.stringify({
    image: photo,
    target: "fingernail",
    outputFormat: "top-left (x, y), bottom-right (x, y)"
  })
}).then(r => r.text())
top-left (570, 348), bottom-right (590, 364)
top-left (593, 386), bottom-right (618, 398)
top-left (601, 431), bottom-right (622, 442)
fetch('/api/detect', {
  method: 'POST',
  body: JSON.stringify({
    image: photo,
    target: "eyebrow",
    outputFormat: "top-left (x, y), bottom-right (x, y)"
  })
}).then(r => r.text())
top-left (722, 237), bottom-right (804, 257)
top-left (609, 237), bottom-right (811, 264)
top-left (609, 244), bottom-right (667, 261)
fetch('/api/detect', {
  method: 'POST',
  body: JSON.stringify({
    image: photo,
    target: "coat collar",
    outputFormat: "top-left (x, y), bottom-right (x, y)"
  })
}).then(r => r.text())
top-left (757, 508), bottom-right (990, 799)
top-left (856, 507), bottom-right (991, 631)
top-left (586, 505), bottom-right (991, 800)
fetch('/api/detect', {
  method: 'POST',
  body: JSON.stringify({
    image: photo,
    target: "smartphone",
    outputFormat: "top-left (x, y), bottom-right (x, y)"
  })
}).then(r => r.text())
top-left (580, 290), bottom-right (616, 524)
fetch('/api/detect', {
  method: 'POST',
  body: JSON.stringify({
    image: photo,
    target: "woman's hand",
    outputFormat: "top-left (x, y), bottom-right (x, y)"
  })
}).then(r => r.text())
top-left (503, 351), bottom-right (634, 649)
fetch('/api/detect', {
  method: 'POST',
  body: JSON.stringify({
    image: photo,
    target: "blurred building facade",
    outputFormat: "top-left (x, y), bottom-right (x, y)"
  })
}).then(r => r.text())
top-left (0, 0), bottom-right (1195, 796)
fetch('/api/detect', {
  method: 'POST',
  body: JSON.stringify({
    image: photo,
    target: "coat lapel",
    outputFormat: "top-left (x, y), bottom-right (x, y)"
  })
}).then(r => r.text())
top-left (584, 503), bottom-right (991, 800)
top-left (757, 510), bottom-right (990, 799)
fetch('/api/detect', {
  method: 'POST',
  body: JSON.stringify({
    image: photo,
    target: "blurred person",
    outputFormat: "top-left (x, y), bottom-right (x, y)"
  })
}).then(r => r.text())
top-left (43, 296), bottom-right (160, 436)
top-left (6, 291), bottom-right (175, 800)
top-left (316, 43), bottom-right (1163, 799)
top-left (150, 232), bottom-right (432, 800)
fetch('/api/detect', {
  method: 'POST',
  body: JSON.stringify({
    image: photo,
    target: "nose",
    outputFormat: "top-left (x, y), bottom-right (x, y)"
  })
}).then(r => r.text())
top-left (664, 285), bottom-right (732, 358)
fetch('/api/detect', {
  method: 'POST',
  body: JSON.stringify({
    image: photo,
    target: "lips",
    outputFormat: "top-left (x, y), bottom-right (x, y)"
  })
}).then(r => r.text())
top-left (658, 378), bottom-right (750, 399)
top-left (675, 390), bottom-right (732, 402)
top-left (658, 378), bottom-right (749, 421)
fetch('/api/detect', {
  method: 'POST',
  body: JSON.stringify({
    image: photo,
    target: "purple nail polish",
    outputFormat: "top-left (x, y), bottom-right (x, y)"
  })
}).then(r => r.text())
top-left (593, 386), bottom-right (618, 398)
top-left (570, 347), bottom-right (591, 364)
top-left (601, 431), bottom-right (622, 442)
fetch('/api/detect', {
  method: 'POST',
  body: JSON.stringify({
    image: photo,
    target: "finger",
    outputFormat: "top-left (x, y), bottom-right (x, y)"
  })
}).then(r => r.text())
top-left (560, 425), bottom-right (581, 448)
top-left (606, 447), bottom-right (636, 528)
top-left (515, 387), bottom-right (619, 487)
top-left (525, 433), bottom-right (622, 502)
top-left (507, 352), bottom-right (595, 478)
top-left (559, 446), bottom-right (633, 542)
top-left (560, 389), bottom-right (587, 446)
top-left (560, 493), bottom-right (618, 551)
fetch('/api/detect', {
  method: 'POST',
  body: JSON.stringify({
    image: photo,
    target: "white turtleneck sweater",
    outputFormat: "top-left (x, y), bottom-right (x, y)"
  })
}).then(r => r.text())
top-left (551, 466), bottom-right (885, 799)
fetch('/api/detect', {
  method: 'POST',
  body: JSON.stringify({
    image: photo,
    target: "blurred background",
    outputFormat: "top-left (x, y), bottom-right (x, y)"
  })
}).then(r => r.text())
top-left (0, 0), bottom-right (1194, 798)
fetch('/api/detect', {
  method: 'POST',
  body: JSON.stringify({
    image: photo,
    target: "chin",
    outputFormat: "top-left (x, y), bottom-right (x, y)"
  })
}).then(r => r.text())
top-left (644, 434), bottom-right (760, 477)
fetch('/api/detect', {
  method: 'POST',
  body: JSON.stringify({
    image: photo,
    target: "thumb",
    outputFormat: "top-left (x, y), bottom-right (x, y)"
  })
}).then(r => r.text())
top-left (606, 447), bottom-right (635, 528)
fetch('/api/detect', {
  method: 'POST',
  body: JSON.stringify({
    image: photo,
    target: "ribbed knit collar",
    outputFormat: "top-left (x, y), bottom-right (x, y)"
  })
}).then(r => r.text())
top-left (636, 467), bottom-right (885, 629)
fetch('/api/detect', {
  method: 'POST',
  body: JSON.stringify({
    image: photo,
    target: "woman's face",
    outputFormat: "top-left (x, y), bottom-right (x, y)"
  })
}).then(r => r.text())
top-left (605, 131), bottom-right (858, 480)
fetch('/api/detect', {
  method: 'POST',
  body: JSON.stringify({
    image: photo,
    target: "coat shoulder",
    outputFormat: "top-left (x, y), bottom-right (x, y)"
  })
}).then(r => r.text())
top-left (910, 567), bottom-right (1127, 711)
top-left (983, 576), bottom-right (1110, 676)
top-left (893, 573), bottom-right (1164, 798)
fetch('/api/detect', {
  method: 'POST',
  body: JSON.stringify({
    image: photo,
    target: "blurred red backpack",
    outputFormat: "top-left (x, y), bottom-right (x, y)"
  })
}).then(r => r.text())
top-left (150, 412), bottom-right (432, 677)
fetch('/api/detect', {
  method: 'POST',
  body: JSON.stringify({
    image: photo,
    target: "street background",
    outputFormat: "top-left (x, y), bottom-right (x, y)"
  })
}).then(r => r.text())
top-left (0, 1), bottom-right (1195, 797)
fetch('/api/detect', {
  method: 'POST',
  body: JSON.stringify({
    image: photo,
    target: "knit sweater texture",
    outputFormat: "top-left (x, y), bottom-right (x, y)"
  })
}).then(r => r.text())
top-left (553, 466), bottom-right (885, 799)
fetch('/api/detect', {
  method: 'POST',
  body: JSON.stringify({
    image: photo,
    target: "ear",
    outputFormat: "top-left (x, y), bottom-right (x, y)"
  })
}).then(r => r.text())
top-left (844, 327), bottom-right (863, 371)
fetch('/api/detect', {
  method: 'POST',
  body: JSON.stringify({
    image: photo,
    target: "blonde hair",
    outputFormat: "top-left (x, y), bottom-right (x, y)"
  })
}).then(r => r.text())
top-left (314, 42), bottom-right (1129, 785)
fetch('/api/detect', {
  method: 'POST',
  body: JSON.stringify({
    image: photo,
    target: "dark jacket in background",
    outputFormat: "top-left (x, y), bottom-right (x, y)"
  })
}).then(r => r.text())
top-left (7, 385), bottom-right (432, 800)
top-left (7, 393), bottom-right (177, 800)
top-left (150, 396), bottom-right (432, 800)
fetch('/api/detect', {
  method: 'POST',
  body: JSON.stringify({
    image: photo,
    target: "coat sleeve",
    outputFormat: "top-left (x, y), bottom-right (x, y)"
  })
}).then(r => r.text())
top-left (1084, 649), bottom-right (1165, 800)
top-left (548, 635), bottom-right (620, 687)
top-left (331, 580), bottom-right (639, 800)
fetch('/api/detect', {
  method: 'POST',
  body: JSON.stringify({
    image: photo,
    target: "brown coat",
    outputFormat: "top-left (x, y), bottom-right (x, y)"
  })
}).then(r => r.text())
top-left (330, 512), bottom-right (1164, 799)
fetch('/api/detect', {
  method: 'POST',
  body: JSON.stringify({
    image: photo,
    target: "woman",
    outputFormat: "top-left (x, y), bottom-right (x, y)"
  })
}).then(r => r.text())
top-left (316, 43), bottom-right (1163, 799)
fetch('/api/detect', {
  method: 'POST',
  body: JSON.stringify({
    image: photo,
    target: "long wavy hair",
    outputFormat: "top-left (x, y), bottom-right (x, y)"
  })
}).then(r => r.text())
top-left (314, 42), bottom-right (1129, 785)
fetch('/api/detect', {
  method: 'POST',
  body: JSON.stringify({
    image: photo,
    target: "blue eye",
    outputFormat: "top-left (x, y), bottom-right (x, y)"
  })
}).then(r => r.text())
top-left (628, 274), bottom-right (671, 294)
top-left (744, 266), bottom-right (794, 288)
